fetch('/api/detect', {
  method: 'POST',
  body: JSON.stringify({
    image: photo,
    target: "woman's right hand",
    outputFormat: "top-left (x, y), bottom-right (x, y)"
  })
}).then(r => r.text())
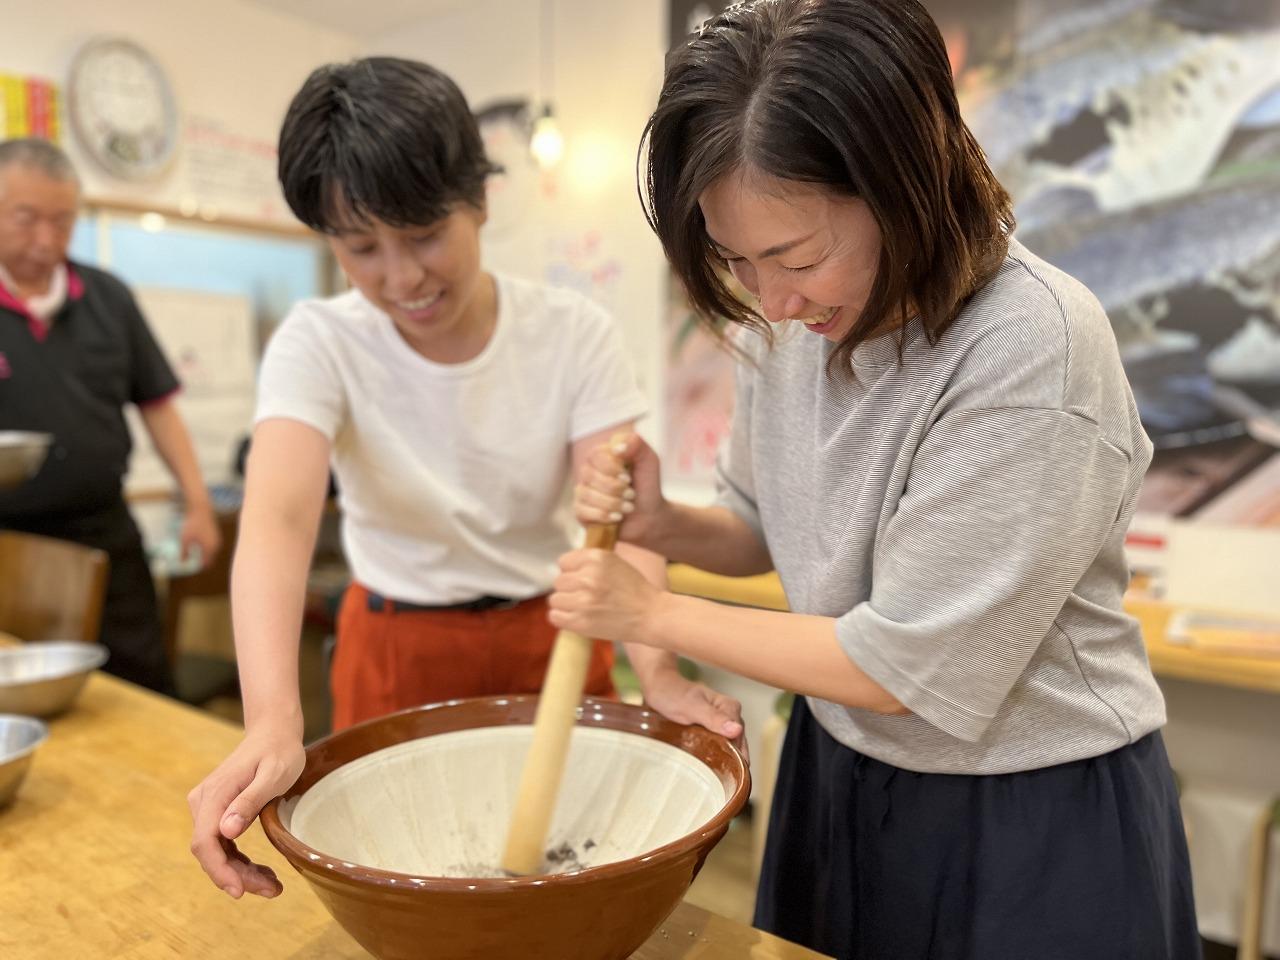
top-left (575, 432), bottom-right (666, 548)
top-left (187, 723), bottom-right (306, 898)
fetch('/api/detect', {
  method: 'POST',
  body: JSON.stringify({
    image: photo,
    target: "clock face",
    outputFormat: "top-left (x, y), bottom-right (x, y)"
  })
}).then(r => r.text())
top-left (68, 38), bottom-right (179, 181)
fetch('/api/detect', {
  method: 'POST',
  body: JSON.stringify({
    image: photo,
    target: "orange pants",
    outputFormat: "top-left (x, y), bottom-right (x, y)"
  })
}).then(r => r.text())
top-left (330, 582), bottom-right (616, 730)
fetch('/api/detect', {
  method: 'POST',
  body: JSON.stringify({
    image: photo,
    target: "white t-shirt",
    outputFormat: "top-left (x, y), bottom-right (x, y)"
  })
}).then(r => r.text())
top-left (255, 273), bottom-right (647, 604)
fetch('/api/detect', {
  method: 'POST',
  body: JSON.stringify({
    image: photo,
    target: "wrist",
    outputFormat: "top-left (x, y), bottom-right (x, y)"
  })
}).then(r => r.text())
top-left (625, 644), bottom-right (681, 688)
top-left (182, 489), bottom-right (213, 513)
top-left (243, 703), bottom-right (304, 740)
top-left (642, 499), bottom-right (679, 555)
top-left (638, 589), bottom-right (682, 650)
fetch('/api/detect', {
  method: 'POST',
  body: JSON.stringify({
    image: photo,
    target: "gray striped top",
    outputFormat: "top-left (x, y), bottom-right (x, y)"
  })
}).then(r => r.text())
top-left (715, 239), bottom-right (1166, 774)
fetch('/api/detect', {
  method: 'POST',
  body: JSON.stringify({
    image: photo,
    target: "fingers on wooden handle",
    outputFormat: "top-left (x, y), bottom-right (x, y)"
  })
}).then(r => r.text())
top-left (583, 524), bottom-right (618, 551)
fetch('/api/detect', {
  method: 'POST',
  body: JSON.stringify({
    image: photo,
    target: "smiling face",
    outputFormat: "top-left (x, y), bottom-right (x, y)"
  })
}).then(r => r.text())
top-left (698, 168), bottom-right (882, 343)
top-left (327, 203), bottom-right (494, 362)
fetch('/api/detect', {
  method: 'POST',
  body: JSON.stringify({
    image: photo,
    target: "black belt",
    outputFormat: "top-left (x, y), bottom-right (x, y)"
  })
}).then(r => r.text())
top-left (365, 591), bottom-right (523, 614)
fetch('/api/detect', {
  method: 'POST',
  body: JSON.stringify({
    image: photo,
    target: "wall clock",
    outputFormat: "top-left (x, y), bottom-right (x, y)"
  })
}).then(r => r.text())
top-left (67, 37), bottom-right (179, 182)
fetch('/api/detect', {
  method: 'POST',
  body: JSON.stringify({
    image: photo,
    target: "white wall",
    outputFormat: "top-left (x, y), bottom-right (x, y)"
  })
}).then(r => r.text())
top-left (0, 0), bottom-right (363, 223)
top-left (369, 0), bottom-right (670, 446)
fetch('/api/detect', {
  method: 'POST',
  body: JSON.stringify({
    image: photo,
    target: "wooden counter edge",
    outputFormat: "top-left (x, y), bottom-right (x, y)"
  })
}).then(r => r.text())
top-left (668, 566), bottom-right (1280, 695)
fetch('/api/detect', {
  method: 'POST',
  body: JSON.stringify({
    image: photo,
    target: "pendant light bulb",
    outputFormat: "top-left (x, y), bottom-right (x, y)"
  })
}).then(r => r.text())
top-left (530, 106), bottom-right (564, 169)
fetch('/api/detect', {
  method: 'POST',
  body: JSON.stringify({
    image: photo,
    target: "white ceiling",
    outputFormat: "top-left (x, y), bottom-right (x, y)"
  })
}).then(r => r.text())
top-left (243, 0), bottom-right (467, 38)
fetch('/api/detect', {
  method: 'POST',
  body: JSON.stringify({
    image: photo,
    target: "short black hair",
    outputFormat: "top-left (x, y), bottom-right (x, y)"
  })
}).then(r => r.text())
top-left (278, 57), bottom-right (499, 232)
top-left (643, 0), bottom-right (1015, 375)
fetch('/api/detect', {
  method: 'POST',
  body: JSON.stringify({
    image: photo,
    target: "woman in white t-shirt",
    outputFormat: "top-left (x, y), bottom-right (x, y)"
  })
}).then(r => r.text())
top-left (187, 56), bottom-right (744, 901)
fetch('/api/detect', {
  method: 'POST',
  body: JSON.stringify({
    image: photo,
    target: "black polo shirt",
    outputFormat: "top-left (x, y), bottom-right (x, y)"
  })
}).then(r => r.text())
top-left (0, 262), bottom-right (179, 528)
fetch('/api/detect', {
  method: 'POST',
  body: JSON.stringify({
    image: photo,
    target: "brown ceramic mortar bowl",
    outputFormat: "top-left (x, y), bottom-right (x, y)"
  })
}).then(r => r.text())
top-left (261, 695), bottom-right (750, 960)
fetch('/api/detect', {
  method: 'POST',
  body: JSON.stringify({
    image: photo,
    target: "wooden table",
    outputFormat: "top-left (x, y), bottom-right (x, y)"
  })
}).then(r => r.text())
top-left (1126, 596), bottom-right (1280, 696)
top-left (668, 565), bottom-right (1280, 696)
top-left (0, 645), bottom-right (828, 959)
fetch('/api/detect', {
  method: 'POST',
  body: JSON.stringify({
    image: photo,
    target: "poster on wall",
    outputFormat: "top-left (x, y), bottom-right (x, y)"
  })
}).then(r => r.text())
top-left (0, 73), bottom-right (60, 141)
top-left (123, 288), bottom-right (256, 496)
top-left (662, 3), bottom-right (737, 487)
top-left (662, 0), bottom-right (1280, 527)
top-left (476, 99), bottom-right (539, 239)
top-left (182, 115), bottom-right (289, 225)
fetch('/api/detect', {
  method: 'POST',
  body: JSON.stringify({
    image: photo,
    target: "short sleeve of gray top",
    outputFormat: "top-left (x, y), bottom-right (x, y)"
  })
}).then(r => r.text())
top-left (716, 239), bottom-right (1166, 774)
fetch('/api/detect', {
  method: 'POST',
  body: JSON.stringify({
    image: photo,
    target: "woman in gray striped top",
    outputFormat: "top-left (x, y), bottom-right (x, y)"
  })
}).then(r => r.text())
top-left (550, 1), bottom-right (1200, 957)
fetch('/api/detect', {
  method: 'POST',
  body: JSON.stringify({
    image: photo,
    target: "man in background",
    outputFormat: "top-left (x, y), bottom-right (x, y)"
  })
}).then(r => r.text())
top-left (0, 137), bottom-right (219, 693)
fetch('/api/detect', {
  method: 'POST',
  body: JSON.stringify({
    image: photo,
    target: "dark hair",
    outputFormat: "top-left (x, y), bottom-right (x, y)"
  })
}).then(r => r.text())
top-left (278, 57), bottom-right (499, 232)
top-left (0, 138), bottom-right (79, 187)
top-left (642, 0), bottom-right (1014, 373)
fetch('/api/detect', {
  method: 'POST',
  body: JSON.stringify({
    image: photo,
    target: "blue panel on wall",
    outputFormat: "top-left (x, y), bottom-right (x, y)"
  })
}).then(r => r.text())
top-left (66, 214), bottom-right (323, 325)
top-left (68, 217), bottom-right (97, 264)
top-left (104, 224), bottom-right (322, 324)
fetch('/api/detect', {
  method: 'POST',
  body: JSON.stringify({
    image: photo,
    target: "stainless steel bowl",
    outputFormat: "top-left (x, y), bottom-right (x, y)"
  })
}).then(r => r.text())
top-left (0, 642), bottom-right (109, 717)
top-left (0, 715), bottom-right (49, 807)
top-left (0, 431), bottom-right (53, 490)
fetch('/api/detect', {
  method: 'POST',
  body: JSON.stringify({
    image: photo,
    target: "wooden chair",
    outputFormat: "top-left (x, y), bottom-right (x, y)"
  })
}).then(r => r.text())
top-left (163, 497), bottom-right (345, 708)
top-left (1240, 797), bottom-right (1280, 960)
top-left (160, 510), bottom-right (238, 666)
top-left (0, 530), bottom-right (109, 643)
top-left (752, 691), bottom-right (794, 882)
top-left (162, 509), bottom-right (241, 705)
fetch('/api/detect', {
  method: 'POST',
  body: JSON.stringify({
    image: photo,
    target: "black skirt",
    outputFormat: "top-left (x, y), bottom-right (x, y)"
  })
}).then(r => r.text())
top-left (755, 697), bottom-right (1200, 960)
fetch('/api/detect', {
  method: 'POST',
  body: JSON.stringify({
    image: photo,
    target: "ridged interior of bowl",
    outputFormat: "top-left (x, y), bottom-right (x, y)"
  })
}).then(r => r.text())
top-left (283, 725), bottom-right (726, 878)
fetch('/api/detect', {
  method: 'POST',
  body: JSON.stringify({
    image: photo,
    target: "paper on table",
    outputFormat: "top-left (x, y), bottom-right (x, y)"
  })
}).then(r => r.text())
top-left (1163, 521), bottom-right (1280, 619)
top-left (1166, 609), bottom-right (1280, 657)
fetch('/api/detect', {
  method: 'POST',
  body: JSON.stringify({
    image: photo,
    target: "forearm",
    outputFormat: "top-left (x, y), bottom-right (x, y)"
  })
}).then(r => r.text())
top-left (140, 400), bottom-right (209, 508)
top-left (643, 592), bottom-right (906, 714)
top-left (616, 541), bottom-right (680, 685)
top-left (230, 510), bottom-right (321, 738)
top-left (228, 419), bottom-right (334, 737)
top-left (648, 503), bottom-right (773, 577)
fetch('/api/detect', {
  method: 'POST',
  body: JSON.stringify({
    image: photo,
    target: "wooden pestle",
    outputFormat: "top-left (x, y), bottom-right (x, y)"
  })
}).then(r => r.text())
top-left (501, 520), bottom-right (619, 876)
